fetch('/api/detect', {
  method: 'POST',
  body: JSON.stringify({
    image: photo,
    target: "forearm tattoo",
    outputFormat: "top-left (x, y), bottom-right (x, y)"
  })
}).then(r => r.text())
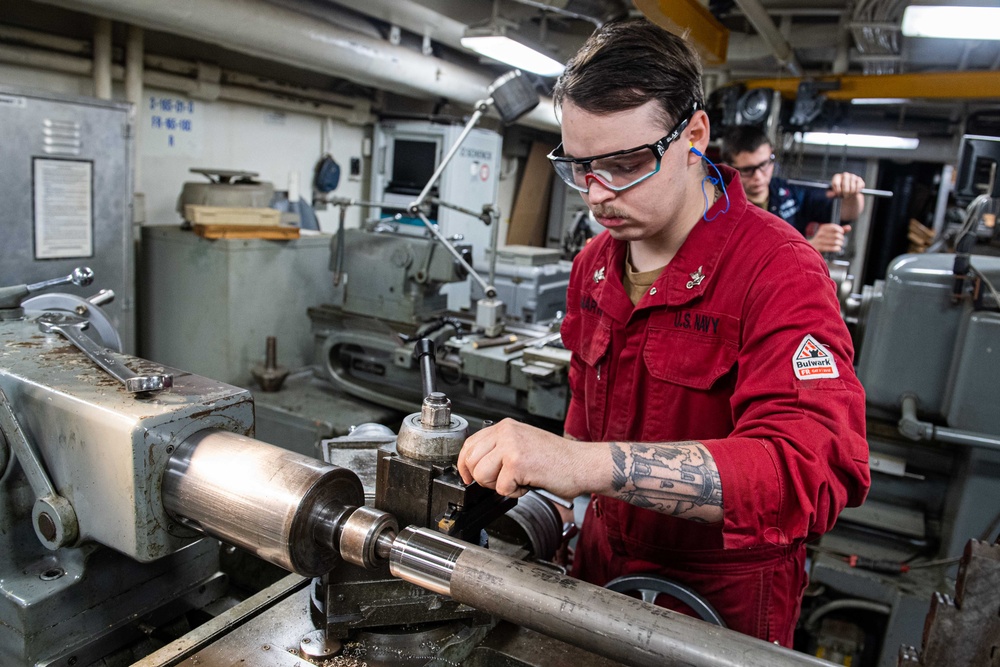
top-left (609, 441), bottom-right (723, 518)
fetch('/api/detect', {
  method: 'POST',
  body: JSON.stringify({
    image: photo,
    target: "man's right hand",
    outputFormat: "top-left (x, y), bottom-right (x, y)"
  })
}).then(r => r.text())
top-left (809, 223), bottom-right (851, 254)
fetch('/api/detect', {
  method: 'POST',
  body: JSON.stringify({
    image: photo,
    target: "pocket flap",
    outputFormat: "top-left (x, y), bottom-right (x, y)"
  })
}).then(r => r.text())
top-left (643, 328), bottom-right (738, 390)
top-left (579, 316), bottom-right (611, 367)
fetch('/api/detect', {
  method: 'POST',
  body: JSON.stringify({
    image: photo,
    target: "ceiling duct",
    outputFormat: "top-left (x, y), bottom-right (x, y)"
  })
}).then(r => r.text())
top-left (31, 0), bottom-right (560, 131)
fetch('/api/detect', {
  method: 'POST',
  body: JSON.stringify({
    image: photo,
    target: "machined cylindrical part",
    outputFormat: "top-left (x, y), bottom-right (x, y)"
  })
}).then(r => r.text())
top-left (338, 505), bottom-right (398, 569)
top-left (395, 411), bottom-right (468, 462)
top-left (389, 527), bottom-right (834, 667)
top-left (162, 429), bottom-right (364, 576)
top-left (389, 526), bottom-right (468, 596)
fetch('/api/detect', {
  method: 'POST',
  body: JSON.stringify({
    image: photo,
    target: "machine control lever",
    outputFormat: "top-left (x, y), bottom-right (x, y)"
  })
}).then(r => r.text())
top-left (27, 266), bottom-right (95, 293)
top-left (0, 266), bottom-right (94, 310)
top-left (0, 385), bottom-right (79, 549)
top-left (38, 313), bottom-right (172, 394)
top-left (413, 338), bottom-right (437, 398)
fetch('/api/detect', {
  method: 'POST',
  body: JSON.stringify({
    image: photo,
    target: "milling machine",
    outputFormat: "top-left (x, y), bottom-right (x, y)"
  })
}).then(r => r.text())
top-left (0, 269), bottom-right (842, 667)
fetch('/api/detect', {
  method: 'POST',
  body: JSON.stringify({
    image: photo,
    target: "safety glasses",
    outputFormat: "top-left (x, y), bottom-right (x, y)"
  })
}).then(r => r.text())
top-left (547, 106), bottom-right (696, 194)
top-left (732, 154), bottom-right (775, 179)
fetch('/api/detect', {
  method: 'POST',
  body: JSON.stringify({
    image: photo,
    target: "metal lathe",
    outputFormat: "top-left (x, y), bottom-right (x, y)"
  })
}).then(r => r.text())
top-left (0, 269), bottom-right (846, 667)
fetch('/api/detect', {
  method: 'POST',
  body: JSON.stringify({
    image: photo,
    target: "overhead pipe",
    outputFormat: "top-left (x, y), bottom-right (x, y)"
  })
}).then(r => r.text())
top-left (92, 16), bottom-right (112, 99)
top-left (319, 0), bottom-right (468, 53)
top-left (0, 42), bottom-right (99, 76)
top-left (31, 0), bottom-right (559, 132)
top-left (124, 24), bottom-right (143, 190)
top-left (0, 25), bottom-right (90, 55)
top-left (732, 0), bottom-right (803, 76)
top-left (0, 41), bottom-right (374, 126)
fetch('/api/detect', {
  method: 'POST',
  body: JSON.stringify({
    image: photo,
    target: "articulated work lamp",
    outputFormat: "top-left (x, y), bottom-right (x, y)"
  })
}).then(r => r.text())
top-left (406, 69), bottom-right (540, 337)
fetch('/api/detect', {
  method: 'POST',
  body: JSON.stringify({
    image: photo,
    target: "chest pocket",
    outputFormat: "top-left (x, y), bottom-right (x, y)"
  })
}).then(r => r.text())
top-left (564, 312), bottom-right (611, 437)
top-left (643, 327), bottom-right (738, 390)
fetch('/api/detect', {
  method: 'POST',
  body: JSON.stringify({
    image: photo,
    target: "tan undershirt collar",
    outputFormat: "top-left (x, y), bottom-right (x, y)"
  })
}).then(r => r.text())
top-left (623, 247), bottom-right (666, 306)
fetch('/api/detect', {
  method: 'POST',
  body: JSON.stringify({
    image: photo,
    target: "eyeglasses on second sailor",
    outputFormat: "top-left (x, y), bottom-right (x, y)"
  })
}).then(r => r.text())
top-left (731, 154), bottom-right (776, 179)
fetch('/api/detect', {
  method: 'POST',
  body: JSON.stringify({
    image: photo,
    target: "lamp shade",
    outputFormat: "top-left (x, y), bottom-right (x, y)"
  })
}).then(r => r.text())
top-left (487, 70), bottom-right (540, 123)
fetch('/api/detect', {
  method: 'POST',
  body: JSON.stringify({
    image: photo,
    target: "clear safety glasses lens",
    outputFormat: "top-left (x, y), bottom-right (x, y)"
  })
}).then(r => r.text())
top-left (548, 107), bottom-right (695, 194)
top-left (550, 148), bottom-right (661, 193)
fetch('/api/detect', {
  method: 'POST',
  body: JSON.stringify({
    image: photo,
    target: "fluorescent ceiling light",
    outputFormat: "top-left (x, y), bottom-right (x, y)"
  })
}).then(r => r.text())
top-left (901, 6), bottom-right (1000, 40)
top-left (462, 32), bottom-right (565, 77)
top-left (795, 132), bottom-right (920, 150)
top-left (851, 98), bottom-right (910, 105)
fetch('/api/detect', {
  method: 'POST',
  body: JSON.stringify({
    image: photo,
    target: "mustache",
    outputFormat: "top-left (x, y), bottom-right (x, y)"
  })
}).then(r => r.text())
top-left (590, 206), bottom-right (629, 219)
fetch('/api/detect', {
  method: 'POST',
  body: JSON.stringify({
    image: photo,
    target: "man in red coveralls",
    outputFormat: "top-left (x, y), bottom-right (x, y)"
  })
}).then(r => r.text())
top-left (458, 18), bottom-right (870, 646)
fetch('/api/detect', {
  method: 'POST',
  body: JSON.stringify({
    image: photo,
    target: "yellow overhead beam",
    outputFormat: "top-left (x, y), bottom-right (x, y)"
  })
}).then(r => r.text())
top-left (633, 0), bottom-right (729, 66)
top-left (741, 71), bottom-right (1000, 101)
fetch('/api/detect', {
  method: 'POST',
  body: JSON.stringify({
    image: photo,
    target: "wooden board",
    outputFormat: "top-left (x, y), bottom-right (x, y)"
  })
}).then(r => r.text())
top-left (184, 204), bottom-right (282, 226)
top-left (507, 140), bottom-right (556, 247)
top-left (193, 224), bottom-right (300, 240)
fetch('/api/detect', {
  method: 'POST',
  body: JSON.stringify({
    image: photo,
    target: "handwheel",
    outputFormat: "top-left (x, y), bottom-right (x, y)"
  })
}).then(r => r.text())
top-left (604, 574), bottom-right (727, 627)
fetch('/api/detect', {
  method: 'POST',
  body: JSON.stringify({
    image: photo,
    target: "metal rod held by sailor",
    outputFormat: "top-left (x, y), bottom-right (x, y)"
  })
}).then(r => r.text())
top-left (785, 178), bottom-right (893, 198)
top-left (389, 527), bottom-right (834, 667)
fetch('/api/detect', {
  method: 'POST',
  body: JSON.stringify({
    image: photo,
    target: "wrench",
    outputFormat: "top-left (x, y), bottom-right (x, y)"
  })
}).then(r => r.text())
top-left (37, 313), bottom-right (172, 394)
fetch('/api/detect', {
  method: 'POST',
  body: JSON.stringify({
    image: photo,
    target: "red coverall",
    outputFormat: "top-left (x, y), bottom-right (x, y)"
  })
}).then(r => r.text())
top-left (560, 165), bottom-right (870, 646)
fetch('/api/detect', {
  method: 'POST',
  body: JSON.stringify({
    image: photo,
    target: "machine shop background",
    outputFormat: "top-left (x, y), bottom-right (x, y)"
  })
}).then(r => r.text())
top-left (1, 1), bottom-right (999, 667)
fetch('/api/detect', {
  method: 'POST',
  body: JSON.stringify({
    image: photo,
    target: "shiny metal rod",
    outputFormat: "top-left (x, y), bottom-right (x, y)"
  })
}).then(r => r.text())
top-left (785, 178), bottom-right (893, 198)
top-left (390, 527), bottom-right (832, 667)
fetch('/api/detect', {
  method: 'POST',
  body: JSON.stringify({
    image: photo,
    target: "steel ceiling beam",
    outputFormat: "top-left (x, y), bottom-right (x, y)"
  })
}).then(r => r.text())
top-left (742, 70), bottom-right (1000, 101)
top-left (633, 0), bottom-right (729, 65)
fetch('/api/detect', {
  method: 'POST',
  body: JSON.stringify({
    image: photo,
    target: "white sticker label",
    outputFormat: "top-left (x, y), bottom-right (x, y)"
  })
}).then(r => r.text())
top-left (792, 334), bottom-right (839, 380)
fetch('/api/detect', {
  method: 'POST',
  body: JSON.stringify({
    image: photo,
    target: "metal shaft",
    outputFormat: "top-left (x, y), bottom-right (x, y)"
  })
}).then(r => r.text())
top-left (785, 178), bottom-right (893, 198)
top-left (390, 527), bottom-right (833, 667)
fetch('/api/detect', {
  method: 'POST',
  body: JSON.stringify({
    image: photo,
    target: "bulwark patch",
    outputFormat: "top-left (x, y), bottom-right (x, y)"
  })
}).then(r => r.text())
top-left (792, 334), bottom-right (840, 380)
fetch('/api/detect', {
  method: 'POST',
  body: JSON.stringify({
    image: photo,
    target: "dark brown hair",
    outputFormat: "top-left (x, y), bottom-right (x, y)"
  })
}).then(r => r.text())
top-left (552, 18), bottom-right (704, 131)
top-left (720, 125), bottom-right (772, 163)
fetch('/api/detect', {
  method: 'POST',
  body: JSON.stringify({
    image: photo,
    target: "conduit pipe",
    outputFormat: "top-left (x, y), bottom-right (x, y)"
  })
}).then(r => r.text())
top-left (0, 41), bottom-right (374, 125)
top-left (899, 394), bottom-right (1000, 452)
top-left (0, 42), bottom-right (101, 76)
top-left (143, 53), bottom-right (367, 113)
top-left (125, 25), bottom-right (143, 189)
top-left (92, 17), bottom-right (112, 99)
top-left (31, 0), bottom-right (560, 132)
top-left (732, 0), bottom-right (803, 76)
top-left (0, 25), bottom-right (90, 55)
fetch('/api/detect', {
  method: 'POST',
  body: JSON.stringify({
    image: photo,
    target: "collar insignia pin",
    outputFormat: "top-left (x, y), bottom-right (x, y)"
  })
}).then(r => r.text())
top-left (686, 266), bottom-right (705, 290)
top-left (593, 267), bottom-right (605, 284)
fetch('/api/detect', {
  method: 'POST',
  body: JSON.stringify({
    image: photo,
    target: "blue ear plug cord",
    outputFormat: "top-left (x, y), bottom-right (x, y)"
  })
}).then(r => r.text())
top-left (690, 145), bottom-right (731, 222)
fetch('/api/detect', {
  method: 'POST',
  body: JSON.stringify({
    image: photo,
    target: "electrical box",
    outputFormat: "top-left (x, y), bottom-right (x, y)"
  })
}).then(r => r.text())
top-left (0, 86), bottom-right (135, 350)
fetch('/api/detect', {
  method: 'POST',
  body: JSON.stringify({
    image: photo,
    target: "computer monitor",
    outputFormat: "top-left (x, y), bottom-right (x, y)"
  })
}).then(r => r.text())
top-left (955, 134), bottom-right (1000, 203)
